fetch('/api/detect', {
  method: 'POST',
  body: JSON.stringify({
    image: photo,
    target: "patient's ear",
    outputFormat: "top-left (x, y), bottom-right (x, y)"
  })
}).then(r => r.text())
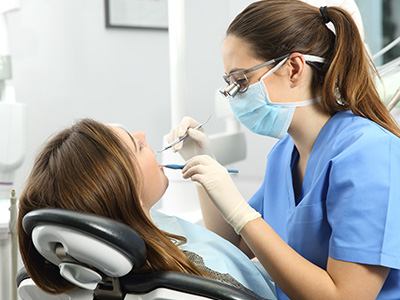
top-left (138, 198), bottom-right (144, 207)
top-left (138, 197), bottom-right (152, 219)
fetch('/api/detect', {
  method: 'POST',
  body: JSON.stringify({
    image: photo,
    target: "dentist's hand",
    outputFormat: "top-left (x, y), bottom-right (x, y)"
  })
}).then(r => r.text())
top-left (166, 116), bottom-right (214, 161)
top-left (182, 155), bottom-right (260, 234)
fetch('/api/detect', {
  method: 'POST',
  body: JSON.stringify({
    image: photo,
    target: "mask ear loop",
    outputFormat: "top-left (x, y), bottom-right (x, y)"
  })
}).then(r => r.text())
top-left (263, 54), bottom-right (326, 78)
top-left (260, 54), bottom-right (324, 107)
top-left (257, 57), bottom-right (289, 105)
top-left (260, 57), bottom-right (289, 81)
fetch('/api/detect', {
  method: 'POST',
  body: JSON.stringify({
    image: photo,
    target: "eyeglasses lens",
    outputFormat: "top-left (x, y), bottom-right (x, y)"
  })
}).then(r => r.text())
top-left (225, 73), bottom-right (248, 93)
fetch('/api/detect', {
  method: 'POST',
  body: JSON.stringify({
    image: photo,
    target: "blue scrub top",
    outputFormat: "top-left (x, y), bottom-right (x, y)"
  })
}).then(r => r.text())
top-left (249, 111), bottom-right (400, 300)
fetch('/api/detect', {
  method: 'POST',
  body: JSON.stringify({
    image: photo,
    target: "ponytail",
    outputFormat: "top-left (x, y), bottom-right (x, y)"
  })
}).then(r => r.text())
top-left (322, 6), bottom-right (400, 137)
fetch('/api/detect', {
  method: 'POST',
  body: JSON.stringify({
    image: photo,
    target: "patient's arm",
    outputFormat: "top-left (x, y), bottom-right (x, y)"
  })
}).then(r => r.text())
top-left (196, 185), bottom-right (254, 258)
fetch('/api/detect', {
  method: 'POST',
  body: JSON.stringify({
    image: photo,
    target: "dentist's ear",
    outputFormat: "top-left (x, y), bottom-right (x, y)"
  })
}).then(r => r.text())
top-left (288, 53), bottom-right (307, 88)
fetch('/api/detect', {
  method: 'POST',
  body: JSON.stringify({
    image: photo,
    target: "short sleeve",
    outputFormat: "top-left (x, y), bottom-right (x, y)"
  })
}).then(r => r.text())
top-left (327, 135), bottom-right (400, 269)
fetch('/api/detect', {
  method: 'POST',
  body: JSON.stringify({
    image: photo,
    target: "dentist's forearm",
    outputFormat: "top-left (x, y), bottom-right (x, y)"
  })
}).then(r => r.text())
top-left (197, 185), bottom-right (254, 258)
top-left (241, 218), bottom-right (335, 299)
top-left (240, 218), bottom-right (388, 300)
top-left (196, 185), bottom-right (239, 242)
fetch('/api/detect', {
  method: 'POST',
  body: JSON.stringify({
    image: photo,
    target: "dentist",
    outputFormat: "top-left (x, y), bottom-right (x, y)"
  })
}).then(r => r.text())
top-left (167, 1), bottom-right (400, 299)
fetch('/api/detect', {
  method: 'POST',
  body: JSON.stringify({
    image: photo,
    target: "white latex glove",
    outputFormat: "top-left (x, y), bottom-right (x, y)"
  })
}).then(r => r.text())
top-left (182, 155), bottom-right (261, 234)
top-left (166, 116), bottom-right (214, 161)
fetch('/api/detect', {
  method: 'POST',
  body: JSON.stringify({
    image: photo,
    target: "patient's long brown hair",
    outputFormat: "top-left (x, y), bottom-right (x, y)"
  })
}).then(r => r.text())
top-left (18, 119), bottom-right (208, 294)
top-left (227, 0), bottom-right (400, 137)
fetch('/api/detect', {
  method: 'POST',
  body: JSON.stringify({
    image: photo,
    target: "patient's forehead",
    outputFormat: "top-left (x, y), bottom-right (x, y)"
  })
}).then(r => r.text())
top-left (106, 125), bottom-right (137, 151)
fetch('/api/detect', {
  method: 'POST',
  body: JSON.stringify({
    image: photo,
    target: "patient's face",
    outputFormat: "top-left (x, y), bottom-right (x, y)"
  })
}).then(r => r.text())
top-left (109, 126), bottom-right (169, 213)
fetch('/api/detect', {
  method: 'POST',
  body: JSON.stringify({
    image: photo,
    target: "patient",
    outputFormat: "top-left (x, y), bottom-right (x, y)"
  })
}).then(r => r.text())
top-left (17, 119), bottom-right (276, 300)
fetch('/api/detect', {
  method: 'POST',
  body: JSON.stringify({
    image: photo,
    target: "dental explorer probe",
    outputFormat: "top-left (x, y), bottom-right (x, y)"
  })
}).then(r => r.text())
top-left (157, 115), bottom-right (212, 154)
top-left (162, 164), bottom-right (239, 174)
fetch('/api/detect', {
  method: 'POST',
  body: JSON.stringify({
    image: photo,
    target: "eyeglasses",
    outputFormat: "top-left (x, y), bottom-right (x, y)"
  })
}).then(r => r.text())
top-left (219, 55), bottom-right (289, 98)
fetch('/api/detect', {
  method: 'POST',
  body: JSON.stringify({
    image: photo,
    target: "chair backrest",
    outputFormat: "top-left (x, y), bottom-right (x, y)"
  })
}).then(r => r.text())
top-left (20, 208), bottom-right (264, 300)
top-left (17, 266), bottom-right (265, 300)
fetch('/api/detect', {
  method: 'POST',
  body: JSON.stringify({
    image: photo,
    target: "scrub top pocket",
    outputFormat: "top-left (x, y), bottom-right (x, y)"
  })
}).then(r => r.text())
top-left (289, 200), bottom-right (326, 224)
top-left (287, 200), bottom-right (330, 268)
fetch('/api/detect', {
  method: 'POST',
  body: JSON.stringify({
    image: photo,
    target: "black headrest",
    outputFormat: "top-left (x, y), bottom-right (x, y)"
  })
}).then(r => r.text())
top-left (23, 208), bottom-right (147, 269)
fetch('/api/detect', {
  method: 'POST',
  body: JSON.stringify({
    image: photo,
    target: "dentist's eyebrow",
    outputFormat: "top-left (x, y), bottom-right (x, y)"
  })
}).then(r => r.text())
top-left (226, 67), bottom-right (246, 75)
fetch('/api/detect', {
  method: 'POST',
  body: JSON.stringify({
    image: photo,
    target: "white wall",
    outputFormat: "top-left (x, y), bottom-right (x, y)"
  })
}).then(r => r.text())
top-left (3, 1), bottom-right (277, 298)
top-left (8, 0), bottom-right (170, 191)
top-left (7, 0), bottom-right (275, 207)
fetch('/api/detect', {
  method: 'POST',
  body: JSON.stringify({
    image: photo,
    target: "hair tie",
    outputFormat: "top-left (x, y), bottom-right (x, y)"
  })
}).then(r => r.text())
top-left (319, 6), bottom-right (330, 24)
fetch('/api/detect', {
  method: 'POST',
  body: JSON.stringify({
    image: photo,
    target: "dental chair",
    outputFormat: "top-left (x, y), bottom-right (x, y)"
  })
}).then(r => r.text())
top-left (17, 208), bottom-right (262, 300)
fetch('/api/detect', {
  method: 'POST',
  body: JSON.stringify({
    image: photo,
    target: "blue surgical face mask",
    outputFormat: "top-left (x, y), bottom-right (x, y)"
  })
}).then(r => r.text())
top-left (228, 55), bottom-right (323, 139)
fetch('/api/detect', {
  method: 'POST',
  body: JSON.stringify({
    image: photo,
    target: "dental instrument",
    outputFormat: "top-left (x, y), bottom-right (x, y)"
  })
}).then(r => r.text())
top-left (157, 115), bottom-right (212, 154)
top-left (162, 164), bottom-right (238, 174)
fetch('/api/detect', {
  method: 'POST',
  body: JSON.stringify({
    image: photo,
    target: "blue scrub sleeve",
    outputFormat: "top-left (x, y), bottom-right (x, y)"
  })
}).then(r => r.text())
top-left (327, 136), bottom-right (400, 269)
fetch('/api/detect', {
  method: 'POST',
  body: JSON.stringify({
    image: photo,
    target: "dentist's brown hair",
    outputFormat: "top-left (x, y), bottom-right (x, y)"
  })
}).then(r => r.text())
top-left (227, 0), bottom-right (400, 137)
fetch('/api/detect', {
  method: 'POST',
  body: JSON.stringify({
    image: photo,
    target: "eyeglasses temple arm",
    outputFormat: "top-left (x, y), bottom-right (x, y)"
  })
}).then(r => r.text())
top-left (228, 54), bottom-right (290, 77)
